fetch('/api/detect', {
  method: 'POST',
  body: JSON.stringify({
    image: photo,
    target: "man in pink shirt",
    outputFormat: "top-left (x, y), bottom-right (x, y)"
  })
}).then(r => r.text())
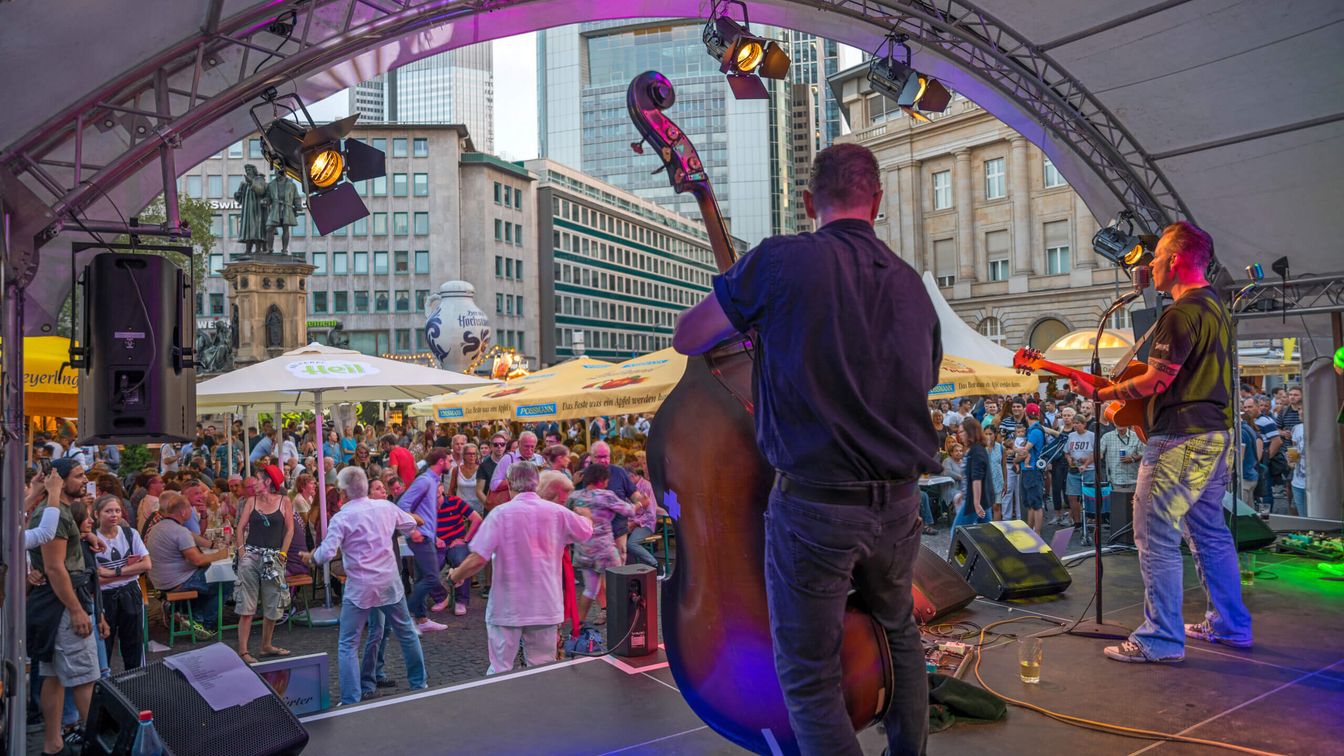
top-left (449, 461), bottom-right (593, 675)
top-left (302, 466), bottom-right (427, 704)
top-left (380, 434), bottom-right (417, 488)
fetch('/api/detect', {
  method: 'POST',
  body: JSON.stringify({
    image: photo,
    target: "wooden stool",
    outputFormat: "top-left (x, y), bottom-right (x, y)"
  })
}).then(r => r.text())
top-left (641, 533), bottom-right (668, 578)
top-left (286, 574), bottom-right (314, 628)
top-left (160, 589), bottom-right (200, 648)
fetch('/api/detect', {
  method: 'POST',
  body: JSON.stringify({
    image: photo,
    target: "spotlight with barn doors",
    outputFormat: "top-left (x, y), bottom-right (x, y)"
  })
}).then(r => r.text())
top-left (867, 33), bottom-right (951, 123)
top-left (701, 0), bottom-right (790, 99)
top-left (1091, 210), bottom-right (1157, 270)
top-left (249, 89), bottom-right (386, 236)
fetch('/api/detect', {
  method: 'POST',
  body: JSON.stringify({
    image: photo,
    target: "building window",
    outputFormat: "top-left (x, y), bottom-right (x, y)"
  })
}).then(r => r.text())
top-left (392, 138), bottom-right (408, 158)
top-left (185, 175), bottom-right (203, 199)
top-left (415, 289), bottom-right (429, 311)
top-left (353, 251), bottom-right (369, 274)
top-left (933, 238), bottom-right (956, 287)
top-left (495, 256), bottom-right (503, 277)
top-left (515, 260), bottom-right (523, 279)
top-left (413, 173), bottom-right (428, 196)
top-left (506, 295), bottom-right (514, 315)
top-left (394, 250), bottom-right (408, 274)
top-left (333, 291), bottom-right (348, 312)
top-left (416, 330), bottom-right (427, 350)
top-left (228, 214), bottom-right (241, 238)
top-left (414, 250), bottom-right (429, 274)
top-left (495, 293), bottom-right (503, 314)
top-left (1110, 307), bottom-right (1132, 330)
top-left (395, 328), bottom-right (411, 352)
top-left (392, 173), bottom-right (408, 197)
top-left (312, 291), bottom-right (328, 313)
top-left (228, 141), bottom-right (244, 158)
top-left (394, 290), bottom-right (410, 313)
top-left (333, 252), bottom-right (348, 274)
top-left (413, 138), bottom-right (428, 157)
top-left (353, 291), bottom-right (368, 312)
top-left (1044, 220), bottom-right (1071, 275)
top-left (209, 293), bottom-right (224, 316)
top-left (505, 258), bottom-right (514, 278)
top-left (393, 212), bottom-right (409, 236)
top-left (1043, 158), bottom-right (1066, 188)
top-left (984, 158), bottom-right (1006, 200)
top-left (986, 230), bottom-right (1010, 282)
top-left (516, 296), bottom-right (523, 316)
top-left (371, 137), bottom-right (387, 155)
top-left (374, 291), bottom-right (389, 312)
top-left (493, 182), bottom-right (501, 204)
top-left (413, 212), bottom-right (429, 236)
top-left (372, 213), bottom-right (387, 236)
top-left (514, 223), bottom-right (523, 247)
top-left (504, 186), bottom-right (513, 207)
top-left (352, 216), bottom-right (368, 236)
top-left (210, 215), bottom-right (224, 238)
top-left (208, 253), bottom-right (224, 277)
top-left (504, 223), bottom-right (513, 244)
top-left (312, 252), bottom-right (327, 275)
top-left (373, 251), bottom-right (388, 274)
top-left (249, 139), bottom-right (263, 159)
top-left (932, 171), bottom-right (952, 210)
top-left (977, 317), bottom-right (1005, 345)
top-left (371, 175), bottom-right (387, 196)
top-left (494, 219), bottom-right (503, 241)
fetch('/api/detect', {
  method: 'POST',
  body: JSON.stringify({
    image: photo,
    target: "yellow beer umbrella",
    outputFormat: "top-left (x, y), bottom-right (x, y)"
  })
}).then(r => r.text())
top-left (929, 354), bottom-right (1040, 398)
top-left (509, 349), bottom-right (688, 422)
top-left (0, 337), bottom-right (78, 416)
top-left (416, 356), bottom-right (611, 421)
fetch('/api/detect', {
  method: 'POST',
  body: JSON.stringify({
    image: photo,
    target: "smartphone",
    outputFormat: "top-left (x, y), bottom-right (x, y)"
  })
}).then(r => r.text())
top-left (86, 482), bottom-right (98, 497)
top-left (39, 459), bottom-right (52, 475)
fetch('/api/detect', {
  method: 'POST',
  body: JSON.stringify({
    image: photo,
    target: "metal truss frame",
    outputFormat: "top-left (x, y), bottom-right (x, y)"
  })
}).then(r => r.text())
top-left (0, 0), bottom-right (1190, 284)
top-left (1230, 272), bottom-right (1344, 321)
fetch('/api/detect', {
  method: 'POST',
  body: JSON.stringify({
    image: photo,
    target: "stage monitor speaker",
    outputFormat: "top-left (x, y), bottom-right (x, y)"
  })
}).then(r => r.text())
top-left (77, 252), bottom-right (195, 445)
top-left (1222, 497), bottom-right (1276, 552)
top-left (949, 520), bottom-right (1072, 601)
top-left (912, 544), bottom-right (976, 624)
top-left (1131, 306), bottom-right (1160, 363)
top-left (83, 650), bottom-right (307, 755)
top-left (605, 564), bottom-right (658, 657)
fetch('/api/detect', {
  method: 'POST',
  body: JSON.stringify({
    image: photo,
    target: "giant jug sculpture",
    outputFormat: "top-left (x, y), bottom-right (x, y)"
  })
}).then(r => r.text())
top-left (424, 281), bottom-right (490, 372)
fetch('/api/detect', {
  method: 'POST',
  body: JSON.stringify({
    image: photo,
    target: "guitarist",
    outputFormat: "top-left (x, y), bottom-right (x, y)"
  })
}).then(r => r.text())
top-left (1078, 221), bottom-right (1252, 663)
top-left (674, 144), bottom-right (941, 755)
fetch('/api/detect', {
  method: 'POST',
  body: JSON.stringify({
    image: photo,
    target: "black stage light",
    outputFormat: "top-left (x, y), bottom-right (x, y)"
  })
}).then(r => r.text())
top-left (867, 33), bottom-right (951, 122)
top-left (249, 92), bottom-right (386, 236)
top-left (702, 0), bottom-right (789, 100)
top-left (1092, 211), bottom-right (1157, 269)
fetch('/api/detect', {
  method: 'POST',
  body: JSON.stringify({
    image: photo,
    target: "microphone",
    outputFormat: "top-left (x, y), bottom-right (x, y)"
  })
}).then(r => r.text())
top-left (1131, 264), bottom-right (1151, 293)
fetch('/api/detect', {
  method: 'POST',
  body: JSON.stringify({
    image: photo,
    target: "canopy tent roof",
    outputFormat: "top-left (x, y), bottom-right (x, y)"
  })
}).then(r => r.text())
top-left (195, 342), bottom-right (492, 411)
top-left (1042, 328), bottom-right (1136, 371)
top-left (920, 272), bottom-right (1017, 366)
top-left (1, 0), bottom-right (1341, 352)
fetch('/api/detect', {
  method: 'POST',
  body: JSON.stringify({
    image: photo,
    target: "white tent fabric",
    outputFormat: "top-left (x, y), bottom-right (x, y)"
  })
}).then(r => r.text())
top-left (195, 342), bottom-right (492, 410)
top-left (2, 1), bottom-right (1341, 348)
top-left (920, 272), bottom-right (1017, 366)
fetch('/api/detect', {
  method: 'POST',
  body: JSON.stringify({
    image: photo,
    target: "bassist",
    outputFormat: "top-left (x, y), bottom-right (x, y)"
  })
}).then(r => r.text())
top-left (674, 144), bottom-right (941, 755)
top-left (1079, 221), bottom-right (1253, 663)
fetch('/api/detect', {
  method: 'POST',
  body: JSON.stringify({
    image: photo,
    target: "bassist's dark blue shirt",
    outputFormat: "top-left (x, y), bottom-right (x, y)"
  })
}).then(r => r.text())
top-left (712, 218), bottom-right (942, 484)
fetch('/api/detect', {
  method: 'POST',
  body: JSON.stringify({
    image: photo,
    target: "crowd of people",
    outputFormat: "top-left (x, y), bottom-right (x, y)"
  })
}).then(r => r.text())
top-left (21, 413), bottom-right (660, 749)
top-left (920, 379), bottom-right (1312, 539)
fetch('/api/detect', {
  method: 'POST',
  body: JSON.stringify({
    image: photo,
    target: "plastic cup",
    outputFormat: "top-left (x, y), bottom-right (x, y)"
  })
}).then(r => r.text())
top-left (1018, 637), bottom-right (1043, 684)
top-left (1240, 553), bottom-right (1256, 587)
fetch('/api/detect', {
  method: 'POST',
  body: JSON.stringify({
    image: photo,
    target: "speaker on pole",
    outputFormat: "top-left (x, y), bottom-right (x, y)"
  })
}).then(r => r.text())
top-left (82, 647), bottom-right (307, 755)
top-left (911, 544), bottom-right (976, 624)
top-left (74, 249), bottom-right (195, 445)
top-left (949, 520), bottom-right (1072, 600)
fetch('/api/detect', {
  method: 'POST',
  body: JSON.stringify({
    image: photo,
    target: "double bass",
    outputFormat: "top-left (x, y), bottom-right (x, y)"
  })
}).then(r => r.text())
top-left (629, 71), bottom-right (893, 755)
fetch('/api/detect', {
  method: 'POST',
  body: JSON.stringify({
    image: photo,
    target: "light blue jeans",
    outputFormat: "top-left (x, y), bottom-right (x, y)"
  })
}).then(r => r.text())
top-left (1131, 431), bottom-right (1252, 659)
top-left (337, 597), bottom-right (426, 705)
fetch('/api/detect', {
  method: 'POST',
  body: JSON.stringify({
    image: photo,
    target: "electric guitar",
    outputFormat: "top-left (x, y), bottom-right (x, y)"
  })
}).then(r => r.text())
top-left (1012, 347), bottom-right (1150, 442)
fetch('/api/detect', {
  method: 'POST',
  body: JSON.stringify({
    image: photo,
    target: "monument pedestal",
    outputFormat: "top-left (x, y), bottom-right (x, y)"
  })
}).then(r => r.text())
top-left (222, 255), bottom-right (315, 366)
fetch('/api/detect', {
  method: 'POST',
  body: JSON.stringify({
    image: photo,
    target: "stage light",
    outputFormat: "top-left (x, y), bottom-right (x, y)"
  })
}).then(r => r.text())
top-left (702, 0), bottom-right (789, 100)
top-left (1092, 211), bottom-right (1156, 269)
top-left (250, 91), bottom-right (386, 236)
top-left (868, 34), bottom-right (951, 122)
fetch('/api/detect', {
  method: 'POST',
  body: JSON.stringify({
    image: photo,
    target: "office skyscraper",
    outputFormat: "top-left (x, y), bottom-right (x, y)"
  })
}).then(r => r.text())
top-left (538, 20), bottom-right (793, 246)
top-left (349, 44), bottom-right (495, 154)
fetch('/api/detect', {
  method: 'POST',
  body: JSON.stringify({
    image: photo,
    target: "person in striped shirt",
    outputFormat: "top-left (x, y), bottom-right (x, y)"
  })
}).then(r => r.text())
top-left (430, 483), bottom-right (482, 616)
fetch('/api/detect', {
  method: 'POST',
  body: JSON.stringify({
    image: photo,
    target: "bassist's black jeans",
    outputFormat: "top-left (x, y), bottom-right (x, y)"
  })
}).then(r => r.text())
top-left (765, 483), bottom-right (928, 756)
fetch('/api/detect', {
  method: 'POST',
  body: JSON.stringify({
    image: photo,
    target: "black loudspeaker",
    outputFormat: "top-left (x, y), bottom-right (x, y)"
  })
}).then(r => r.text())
top-left (1223, 498), bottom-right (1276, 552)
top-left (1131, 306), bottom-right (1161, 363)
top-left (911, 544), bottom-right (976, 624)
top-left (605, 564), bottom-right (658, 657)
top-left (83, 652), bottom-right (307, 755)
top-left (77, 252), bottom-right (195, 445)
top-left (949, 520), bottom-right (1072, 600)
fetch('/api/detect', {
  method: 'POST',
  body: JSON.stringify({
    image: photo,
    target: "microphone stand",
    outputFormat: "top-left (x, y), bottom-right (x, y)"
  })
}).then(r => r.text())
top-left (1069, 286), bottom-right (1141, 639)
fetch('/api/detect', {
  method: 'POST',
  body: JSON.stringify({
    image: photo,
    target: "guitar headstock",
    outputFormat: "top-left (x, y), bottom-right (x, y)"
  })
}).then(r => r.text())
top-left (1012, 347), bottom-right (1045, 375)
top-left (627, 71), bottom-right (709, 194)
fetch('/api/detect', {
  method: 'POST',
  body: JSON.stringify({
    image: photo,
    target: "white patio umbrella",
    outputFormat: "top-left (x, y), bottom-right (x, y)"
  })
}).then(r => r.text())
top-left (196, 343), bottom-right (493, 622)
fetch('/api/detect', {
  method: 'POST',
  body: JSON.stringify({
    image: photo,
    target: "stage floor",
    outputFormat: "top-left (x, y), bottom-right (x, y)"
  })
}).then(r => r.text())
top-left (300, 549), bottom-right (1343, 755)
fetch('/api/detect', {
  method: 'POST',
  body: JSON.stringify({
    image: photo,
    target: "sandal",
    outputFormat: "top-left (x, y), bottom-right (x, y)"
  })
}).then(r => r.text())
top-left (922, 526), bottom-right (938, 536)
top-left (240, 652), bottom-right (259, 664)
top-left (262, 646), bottom-right (292, 657)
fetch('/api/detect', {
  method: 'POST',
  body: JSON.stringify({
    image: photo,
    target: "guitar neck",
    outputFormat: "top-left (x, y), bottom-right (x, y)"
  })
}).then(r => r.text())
top-left (1027, 358), bottom-right (1103, 387)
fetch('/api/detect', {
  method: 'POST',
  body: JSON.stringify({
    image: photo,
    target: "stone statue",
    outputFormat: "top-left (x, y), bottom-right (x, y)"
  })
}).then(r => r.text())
top-left (234, 164), bottom-right (269, 256)
top-left (265, 304), bottom-right (283, 348)
top-left (265, 169), bottom-right (304, 255)
top-left (327, 322), bottom-right (350, 349)
top-left (194, 321), bottom-right (235, 373)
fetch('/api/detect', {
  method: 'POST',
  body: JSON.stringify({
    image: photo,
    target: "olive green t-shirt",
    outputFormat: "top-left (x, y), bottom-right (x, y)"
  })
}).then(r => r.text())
top-left (27, 503), bottom-right (85, 576)
top-left (1146, 286), bottom-right (1234, 437)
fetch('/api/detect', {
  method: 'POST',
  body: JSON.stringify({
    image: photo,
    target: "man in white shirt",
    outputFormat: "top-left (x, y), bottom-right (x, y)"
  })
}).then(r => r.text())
top-left (159, 442), bottom-right (180, 473)
top-left (303, 466), bottom-right (427, 705)
top-left (449, 462), bottom-right (592, 675)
